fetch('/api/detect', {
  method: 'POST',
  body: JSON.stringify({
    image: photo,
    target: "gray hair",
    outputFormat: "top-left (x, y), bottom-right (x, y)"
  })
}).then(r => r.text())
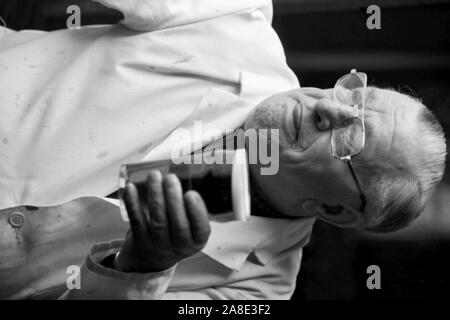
top-left (362, 91), bottom-right (447, 233)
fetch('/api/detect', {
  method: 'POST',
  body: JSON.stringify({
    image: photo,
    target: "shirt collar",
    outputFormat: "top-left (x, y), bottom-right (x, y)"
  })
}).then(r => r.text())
top-left (201, 216), bottom-right (315, 271)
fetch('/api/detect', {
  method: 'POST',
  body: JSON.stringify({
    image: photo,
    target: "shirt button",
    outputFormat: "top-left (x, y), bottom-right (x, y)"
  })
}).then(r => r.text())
top-left (9, 212), bottom-right (25, 228)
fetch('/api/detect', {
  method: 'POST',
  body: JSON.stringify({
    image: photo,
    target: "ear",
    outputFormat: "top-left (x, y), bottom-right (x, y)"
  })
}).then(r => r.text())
top-left (301, 199), bottom-right (362, 228)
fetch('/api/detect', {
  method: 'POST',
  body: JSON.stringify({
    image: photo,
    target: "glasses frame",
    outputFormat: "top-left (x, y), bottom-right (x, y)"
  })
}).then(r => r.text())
top-left (332, 69), bottom-right (367, 212)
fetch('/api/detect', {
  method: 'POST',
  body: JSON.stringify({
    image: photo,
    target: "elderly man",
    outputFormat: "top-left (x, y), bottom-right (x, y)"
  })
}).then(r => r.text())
top-left (0, 0), bottom-right (446, 299)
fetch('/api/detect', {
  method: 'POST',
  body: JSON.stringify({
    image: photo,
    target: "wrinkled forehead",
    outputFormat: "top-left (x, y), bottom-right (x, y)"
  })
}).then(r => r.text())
top-left (358, 87), bottom-right (422, 172)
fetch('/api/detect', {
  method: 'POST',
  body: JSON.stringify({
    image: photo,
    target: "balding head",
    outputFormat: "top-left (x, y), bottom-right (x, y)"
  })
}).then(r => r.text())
top-left (358, 87), bottom-right (446, 232)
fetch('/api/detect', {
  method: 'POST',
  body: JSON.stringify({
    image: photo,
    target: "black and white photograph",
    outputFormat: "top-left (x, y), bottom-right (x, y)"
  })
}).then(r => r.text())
top-left (0, 0), bottom-right (449, 308)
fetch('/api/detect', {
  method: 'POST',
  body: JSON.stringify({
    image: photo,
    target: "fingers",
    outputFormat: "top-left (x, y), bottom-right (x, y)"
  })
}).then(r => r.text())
top-left (184, 191), bottom-right (211, 245)
top-left (128, 171), bottom-right (210, 258)
top-left (163, 174), bottom-right (192, 247)
top-left (146, 171), bottom-right (167, 227)
top-left (146, 170), bottom-right (171, 245)
top-left (123, 182), bottom-right (147, 238)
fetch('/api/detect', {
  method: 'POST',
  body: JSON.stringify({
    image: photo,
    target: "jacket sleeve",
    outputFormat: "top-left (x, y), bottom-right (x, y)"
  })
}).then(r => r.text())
top-left (60, 240), bottom-right (176, 300)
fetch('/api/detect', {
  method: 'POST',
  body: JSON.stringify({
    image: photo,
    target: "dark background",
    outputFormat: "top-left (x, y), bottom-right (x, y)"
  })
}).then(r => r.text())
top-left (1, 0), bottom-right (449, 299)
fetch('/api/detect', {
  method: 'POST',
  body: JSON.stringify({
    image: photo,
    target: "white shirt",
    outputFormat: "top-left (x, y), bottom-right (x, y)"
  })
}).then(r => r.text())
top-left (0, 0), bottom-right (310, 300)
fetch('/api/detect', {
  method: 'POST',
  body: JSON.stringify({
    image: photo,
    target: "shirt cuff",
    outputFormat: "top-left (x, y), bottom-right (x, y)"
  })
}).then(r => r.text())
top-left (65, 240), bottom-right (176, 299)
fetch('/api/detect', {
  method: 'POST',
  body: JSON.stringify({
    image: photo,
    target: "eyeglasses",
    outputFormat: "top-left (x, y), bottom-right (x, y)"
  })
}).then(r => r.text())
top-left (331, 69), bottom-right (367, 212)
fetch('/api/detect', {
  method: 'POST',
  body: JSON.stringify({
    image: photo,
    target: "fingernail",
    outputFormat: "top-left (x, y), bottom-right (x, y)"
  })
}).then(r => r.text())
top-left (148, 170), bottom-right (162, 182)
top-left (126, 182), bottom-right (134, 190)
top-left (164, 173), bottom-right (179, 188)
top-left (124, 182), bottom-right (135, 198)
top-left (186, 191), bottom-right (198, 204)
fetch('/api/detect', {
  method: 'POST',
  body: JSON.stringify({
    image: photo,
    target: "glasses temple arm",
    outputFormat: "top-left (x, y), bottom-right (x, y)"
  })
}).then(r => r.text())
top-left (345, 159), bottom-right (367, 212)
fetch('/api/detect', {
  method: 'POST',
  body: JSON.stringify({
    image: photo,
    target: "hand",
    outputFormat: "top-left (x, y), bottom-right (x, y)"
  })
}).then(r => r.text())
top-left (116, 170), bottom-right (211, 273)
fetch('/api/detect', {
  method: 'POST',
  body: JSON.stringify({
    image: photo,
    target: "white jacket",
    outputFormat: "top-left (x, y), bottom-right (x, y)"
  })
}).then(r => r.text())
top-left (0, 0), bottom-right (298, 209)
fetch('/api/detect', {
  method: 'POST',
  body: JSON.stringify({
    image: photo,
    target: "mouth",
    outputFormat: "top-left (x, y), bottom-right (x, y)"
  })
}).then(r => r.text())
top-left (284, 101), bottom-right (302, 145)
top-left (283, 101), bottom-right (302, 145)
top-left (293, 103), bottom-right (301, 141)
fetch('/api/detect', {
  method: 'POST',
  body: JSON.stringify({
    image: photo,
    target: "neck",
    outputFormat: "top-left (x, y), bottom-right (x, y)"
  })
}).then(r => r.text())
top-left (249, 178), bottom-right (292, 219)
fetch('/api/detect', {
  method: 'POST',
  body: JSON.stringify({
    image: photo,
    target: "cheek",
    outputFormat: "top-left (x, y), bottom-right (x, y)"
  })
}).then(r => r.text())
top-left (281, 153), bottom-right (346, 199)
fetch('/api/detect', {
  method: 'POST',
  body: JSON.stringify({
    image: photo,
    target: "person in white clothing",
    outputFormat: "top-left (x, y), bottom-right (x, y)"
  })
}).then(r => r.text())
top-left (0, 0), bottom-right (446, 299)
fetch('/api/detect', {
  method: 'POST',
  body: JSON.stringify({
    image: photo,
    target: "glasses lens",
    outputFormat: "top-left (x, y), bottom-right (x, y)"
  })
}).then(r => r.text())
top-left (331, 117), bottom-right (365, 158)
top-left (334, 72), bottom-right (367, 111)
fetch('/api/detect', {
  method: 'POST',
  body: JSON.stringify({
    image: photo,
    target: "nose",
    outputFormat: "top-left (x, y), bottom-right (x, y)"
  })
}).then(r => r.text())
top-left (313, 98), bottom-right (355, 131)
